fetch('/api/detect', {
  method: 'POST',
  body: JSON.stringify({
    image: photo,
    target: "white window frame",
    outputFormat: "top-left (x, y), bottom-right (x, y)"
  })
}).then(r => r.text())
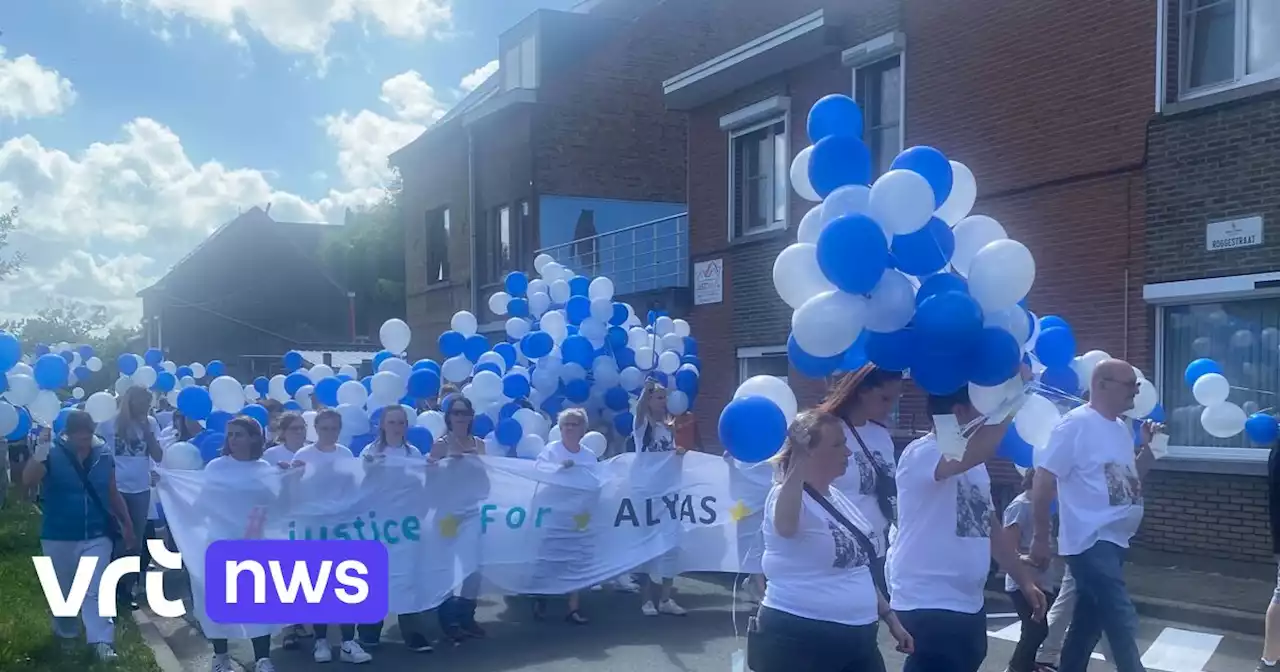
top-left (1146, 271), bottom-right (1280, 466)
top-left (737, 345), bottom-right (789, 385)
top-left (504, 34), bottom-right (539, 91)
top-left (848, 42), bottom-right (905, 178)
top-left (724, 98), bottom-right (791, 242)
top-left (1177, 0), bottom-right (1280, 101)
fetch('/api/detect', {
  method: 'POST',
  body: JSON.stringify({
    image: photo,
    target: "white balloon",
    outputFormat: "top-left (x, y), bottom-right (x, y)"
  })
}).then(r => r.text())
top-left (303, 411), bottom-right (319, 442)
top-left (472, 370), bottom-right (503, 399)
top-left (588, 277), bottom-right (615, 302)
top-left (161, 360), bottom-right (177, 374)
top-left (666, 390), bottom-right (690, 415)
top-left (934, 161), bottom-right (977, 225)
top-left (673, 319), bottom-right (691, 338)
top-left (309, 364), bottom-right (334, 382)
top-left (190, 362), bottom-right (206, 379)
top-left (635, 346), bottom-right (656, 371)
top-left (371, 371), bottom-right (406, 400)
top-left (0, 402), bottom-right (17, 435)
top-left (417, 410), bottom-right (447, 438)
top-left (532, 367), bottom-right (559, 392)
top-left (628, 327), bottom-right (651, 350)
top-left (983, 306), bottom-right (1031, 345)
top-left (534, 253), bottom-right (556, 275)
top-left (378, 356), bottom-right (413, 381)
top-left (86, 356), bottom-right (103, 373)
top-left (581, 431), bottom-right (608, 456)
top-left (735, 375), bottom-right (798, 426)
top-left (620, 366), bottom-right (644, 391)
top-left (660, 332), bottom-right (685, 355)
top-left (337, 403), bottom-right (371, 436)
top-left (967, 239), bottom-right (1036, 314)
top-left (868, 169), bottom-right (935, 235)
top-left (560, 362), bottom-right (587, 382)
top-left (180, 375), bottom-right (195, 389)
top-left (773, 243), bottom-right (837, 310)
top-left (789, 146), bottom-right (821, 202)
top-left (528, 278), bottom-right (548, 296)
top-left (549, 279), bottom-right (571, 304)
top-left (516, 434), bottom-right (545, 459)
top-left (6, 373), bottom-right (38, 406)
top-left (337, 380), bottom-right (367, 407)
top-left (950, 215), bottom-right (1007, 278)
top-left (1202, 402), bottom-right (1247, 438)
top-left (529, 292), bottom-right (551, 318)
top-left (541, 261), bottom-right (565, 279)
top-left (822, 184), bottom-right (873, 228)
top-left (658, 351), bottom-right (681, 374)
top-left (589, 298), bottom-right (612, 323)
top-left (162, 442), bottom-right (204, 470)
top-left (295, 384), bottom-right (314, 407)
top-left (244, 385), bottom-right (259, 402)
top-left (476, 351), bottom-right (507, 374)
top-left (792, 291), bottom-right (867, 358)
top-left (654, 316), bottom-right (675, 337)
top-left (28, 390), bottom-right (60, 427)
top-left (1074, 350), bottom-right (1110, 388)
top-left (338, 365), bottom-right (359, 379)
top-left (969, 381), bottom-right (1015, 415)
top-left (211, 376), bottom-right (244, 413)
top-left (132, 366), bottom-right (158, 389)
top-left (513, 408), bottom-right (543, 436)
top-left (1015, 394), bottom-right (1061, 451)
top-left (85, 391), bottom-right (117, 423)
top-left (451, 311), bottom-right (478, 336)
top-left (548, 425), bottom-right (563, 444)
top-left (71, 387), bottom-right (85, 400)
top-left (795, 204), bottom-right (827, 245)
top-left (1192, 372), bottom-right (1230, 406)
top-left (442, 356), bottom-right (472, 383)
top-left (865, 270), bottom-right (916, 333)
top-left (1125, 378), bottom-right (1159, 419)
top-left (114, 375), bottom-right (131, 396)
top-left (166, 389), bottom-right (181, 406)
top-left (268, 374), bottom-right (287, 402)
top-left (488, 291), bottom-right (511, 316)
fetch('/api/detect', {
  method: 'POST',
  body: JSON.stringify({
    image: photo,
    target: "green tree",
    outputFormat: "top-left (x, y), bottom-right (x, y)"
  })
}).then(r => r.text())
top-left (321, 193), bottom-right (406, 336)
top-left (0, 207), bottom-right (26, 280)
top-left (1, 299), bottom-right (141, 390)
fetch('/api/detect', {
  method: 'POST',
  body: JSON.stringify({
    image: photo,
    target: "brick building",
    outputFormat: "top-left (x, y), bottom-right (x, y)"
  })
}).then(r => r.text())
top-left (1139, 0), bottom-right (1280, 564)
top-left (392, 0), bottom-right (690, 361)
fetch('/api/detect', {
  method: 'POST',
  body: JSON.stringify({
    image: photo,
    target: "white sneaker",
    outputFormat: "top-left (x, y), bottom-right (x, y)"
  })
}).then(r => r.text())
top-left (641, 601), bottom-right (659, 617)
top-left (253, 658), bottom-right (276, 672)
top-left (211, 654), bottom-right (234, 672)
top-left (615, 575), bottom-right (640, 593)
top-left (313, 639), bottom-right (333, 663)
top-left (658, 598), bottom-right (687, 616)
top-left (94, 642), bottom-right (118, 662)
top-left (340, 640), bottom-right (372, 664)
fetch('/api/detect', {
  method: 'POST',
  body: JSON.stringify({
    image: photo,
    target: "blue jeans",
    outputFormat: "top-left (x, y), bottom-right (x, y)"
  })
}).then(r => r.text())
top-left (1059, 542), bottom-right (1145, 672)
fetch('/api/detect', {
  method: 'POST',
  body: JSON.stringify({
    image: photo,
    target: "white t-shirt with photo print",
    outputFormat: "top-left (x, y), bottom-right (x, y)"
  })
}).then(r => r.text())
top-left (761, 484), bottom-right (883, 627)
top-left (833, 420), bottom-right (896, 553)
top-left (1038, 405), bottom-right (1144, 556)
top-left (888, 434), bottom-right (993, 614)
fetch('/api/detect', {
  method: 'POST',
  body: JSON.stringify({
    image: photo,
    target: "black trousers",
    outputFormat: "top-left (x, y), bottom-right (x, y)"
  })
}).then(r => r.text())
top-left (898, 608), bottom-right (987, 672)
top-left (313, 624), bottom-right (356, 642)
top-left (211, 635), bottom-right (270, 660)
top-left (357, 612), bottom-right (424, 644)
top-left (748, 606), bottom-right (886, 672)
top-left (1009, 589), bottom-right (1057, 672)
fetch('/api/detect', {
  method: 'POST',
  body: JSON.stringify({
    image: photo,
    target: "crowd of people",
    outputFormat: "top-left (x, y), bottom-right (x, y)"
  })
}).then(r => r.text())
top-left (14, 358), bottom-right (1167, 672)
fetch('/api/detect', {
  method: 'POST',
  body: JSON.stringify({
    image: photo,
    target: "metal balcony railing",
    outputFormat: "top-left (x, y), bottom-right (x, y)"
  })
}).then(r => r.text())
top-left (535, 212), bottom-right (688, 296)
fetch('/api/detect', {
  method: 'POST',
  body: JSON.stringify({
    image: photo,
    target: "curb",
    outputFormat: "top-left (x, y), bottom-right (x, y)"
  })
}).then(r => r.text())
top-left (983, 590), bottom-right (1264, 637)
top-left (130, 609), bottom-right (185, 672)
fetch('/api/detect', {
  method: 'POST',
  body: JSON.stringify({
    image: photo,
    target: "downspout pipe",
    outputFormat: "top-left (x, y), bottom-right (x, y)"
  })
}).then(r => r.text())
top-left (468, 126), bottom-right (479, 315)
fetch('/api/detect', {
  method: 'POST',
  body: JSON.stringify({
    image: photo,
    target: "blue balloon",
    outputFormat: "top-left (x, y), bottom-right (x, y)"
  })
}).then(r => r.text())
top-left (502, 374), bottom-right (530, 399)
top-left (474, 362), bottom-right (503, 377)
top-left (615, 347), bottom-right (637, 369)
top-left (473, 414), bottom-right (495, 438)
top-left (681, 354), bottom-right (702, 369)
top-left (911, 350), bottom-right (968, 395)
top-left (684, 337), bottom-right (698, 356)
top-left (809, 135), bottom-right (872, 197)
top-left (283, 401), bottom-right (302, 412)
top-left (915, 273), bottom-right (968, 307)
top-left (614, 411), bottom-right (635, 435)
top-left (997, 426), bottom-right (1034, 467)
top-left (866, 329), bottom-right (915, 372)
top-left (34, 343), bottom-right (50, 357)
top-left (0, 332), bottom-right (21, 372)
top-left (206, 410), bottom-right (233, 433)
top-left (788, 334), bottom-right (843, 378)
top-left (373, 351), bottom-right (395, 370)
top-left (496, 417), bottom-right (523, 447)
top-left (499, 403), bottom-right (521, 420)
top-left (1035, 327), bottom-right (1077, 368)
top-left (349, 432), bottom-right (376, 457)
top-left (1183, 358), bottom-right (1223, 388)
top-left (207, 360), bottom-right (225, 378)
top-left (890, 146), bottom-right (953, 207)
top-left (439, 331), bottom-right (466, 358)
top-left (563, 379), bottom-right (591, 404)
top-left (408, 369), bottom-right (441, 399)
top-left (491, 344), bottom-right (516, 371)
top-left (193, 431), bottom-right (225, 464)
top-left (463, 335), bottom-right (490, 362)
top-left (915, 291), bottom-right (982, 345)
top-left (841, 332), bottom-right (870, 372)
top-left (1146, 403), bottom-right (1166, 423)
top-left (604, 386), bottom-right (631, 411)
top-left (569, 275), bottom-right (590, 297)
top-left (1039, 315), bottom-right (1070, 332)
top-left (509, 297), bottom-right (530, 318)
top-left (891, 217), bottom-right (954, 276)
top-left (144, 348), bottom-right (163, 367)
top-left (315, 376), bottom-right (342, 406)
top-left (283, 350), bottom-right (304, 371)
top-left (240, 404), bottom-right (269, 429)
top-left (674, 366), bottom-right (700, 396)
top-left (177, 386), bottom-right (213, 420)
top-left (405, 426), bottom-right (433, 454)
top-left (610, 303), bottom-right (629, 326)
top-left (607, 326), bottom-right (628, 349)
top-left (521, 331), bottom-right (554, 359)
top-left (1247, 413), bottom-right (1279, 444)
top-left (176, 366), bottom-right (193, 379)
top-left (253, 377), bottom-right (270, 395)
top-left (74, 366), bottom-right (90, 382)
top-left (817, 214), bottom-right (889, 295)
top-left (807, 94), bottom-right (863, 143)
top-left (1040, 366), bottom-right (1080, 396)
top-left (719, 396), bottom-right (787, 463)
top-left (565, 296), bottom-right (591, 325)
top-left (561, 335), bottom-right (594, 367)
top-left (413, 358), bottom-right (441, 373)
top-left (505, 271), bottom-right (529, 297)
top-left (5, 406), bottom-right (30, 441)
top-left (541, 394), bottom-right (566, 418)
top-left (33, 354), bottom-right (70, 390)
top-left (59, 351), bottom-right (76, 365)
top-left (78, 344), bottom-right (94, 359)
top-left (53, 408), bottom-right (73, 435)
top-left (971, 328), bottom-right (1022, 387)
top-left (154, 371), bottom-right (177, 393)
top-left (118, 353), bottom-right (139, 376)
top-left (284, 372), bottom-right (310, 397)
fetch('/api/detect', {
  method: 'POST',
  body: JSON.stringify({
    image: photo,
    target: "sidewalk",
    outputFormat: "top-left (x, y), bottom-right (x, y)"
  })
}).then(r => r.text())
top-left (989, 548), bottom-right (1273, 636)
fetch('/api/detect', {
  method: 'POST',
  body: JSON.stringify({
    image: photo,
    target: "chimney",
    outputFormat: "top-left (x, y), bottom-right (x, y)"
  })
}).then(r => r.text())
top-left (265, 202), bottom-right (272, 216)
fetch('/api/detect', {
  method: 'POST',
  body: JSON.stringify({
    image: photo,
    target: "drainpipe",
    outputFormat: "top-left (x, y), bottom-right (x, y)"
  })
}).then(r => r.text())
top-left (347, 291), bottom-right (357, 341)
top-left (468, 125), bottom-right (479, 315)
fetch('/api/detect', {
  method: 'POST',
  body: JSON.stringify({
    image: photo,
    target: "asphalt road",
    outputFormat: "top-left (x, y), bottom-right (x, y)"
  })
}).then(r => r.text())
top-left (150, 573), bottom-right (1263, 671)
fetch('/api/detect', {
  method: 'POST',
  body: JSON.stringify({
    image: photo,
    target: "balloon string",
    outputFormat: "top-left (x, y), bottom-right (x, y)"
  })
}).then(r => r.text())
top-left (1028, 381), bottom-right (1088, 405)
top-left (1230, 385), bottom-right (1277, 396)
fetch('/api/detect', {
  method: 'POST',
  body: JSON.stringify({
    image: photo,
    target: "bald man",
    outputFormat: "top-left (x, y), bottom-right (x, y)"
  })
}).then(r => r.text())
top-left (1028, 359), bottom-right (1159, 672)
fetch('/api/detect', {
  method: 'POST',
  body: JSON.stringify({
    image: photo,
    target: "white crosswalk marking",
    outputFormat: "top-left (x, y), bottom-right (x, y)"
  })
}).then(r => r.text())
top-left (1140, 627), bottom-right (1222, 672)
top-left (987, 621), bottom-right (1105, 660)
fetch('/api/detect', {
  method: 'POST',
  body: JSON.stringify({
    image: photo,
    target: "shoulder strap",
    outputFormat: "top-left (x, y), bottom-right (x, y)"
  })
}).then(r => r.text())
top-left (803, 483), bottom-right (879, 561)
top-left (62, 446), bottom-right (116, 524)
top-left (848, 425), bottom-right (884, 474)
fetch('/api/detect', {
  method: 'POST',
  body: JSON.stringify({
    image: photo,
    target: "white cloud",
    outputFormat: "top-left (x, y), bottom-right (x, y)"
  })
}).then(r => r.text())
top-left (118, 0), bottom-right (453, 56)
top-left (0, 47), bottom-right (77, 120)
top-left (460, 59), bottom-right (498, 93)
top-left (322, 110), bottom-right (425, 190)
top-left (379, 70), bottom-right (446, 124)
top-left (0, 118), bottom-right (339, 326)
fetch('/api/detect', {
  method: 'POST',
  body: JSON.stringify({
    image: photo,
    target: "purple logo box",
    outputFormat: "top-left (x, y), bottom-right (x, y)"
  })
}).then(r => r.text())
top-left (204, 540), bottom-right (389, 624)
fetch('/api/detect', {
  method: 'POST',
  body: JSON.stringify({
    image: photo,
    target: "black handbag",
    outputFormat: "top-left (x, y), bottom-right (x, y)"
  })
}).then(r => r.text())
top-left (63, 446), bottom-right (123, 543)
top-left (849, 425), bottom-right (897, 526)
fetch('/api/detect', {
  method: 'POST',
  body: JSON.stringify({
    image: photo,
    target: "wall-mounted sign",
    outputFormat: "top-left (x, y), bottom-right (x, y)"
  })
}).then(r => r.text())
top-left (693, 258), bottom-right (723, 305)
top-left (1206, 216), bottom-right (1263, 252)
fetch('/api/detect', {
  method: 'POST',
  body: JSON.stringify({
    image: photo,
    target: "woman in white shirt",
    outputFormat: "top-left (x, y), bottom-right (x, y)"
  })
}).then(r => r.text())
top-left (532, 407), bottom-right (597, 624)
top-left (631, 379), bottom-right (690, 617)
top-left (817, 364), bottom-right (904, 600)
top-left (262, 413), bottom-right (308, 470)
top-left (752, 410), bottom-right (912, 672)
top-left (97, 386), bottom-right (163, 611)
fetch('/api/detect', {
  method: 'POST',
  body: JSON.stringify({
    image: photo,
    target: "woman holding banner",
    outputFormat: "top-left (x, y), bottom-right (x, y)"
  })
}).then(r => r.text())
top-left (263, 412), bottom-right (308, 470)
top-left (749, 410), bottom-right (912, 671)
top-left (532, 407), bottom-right (597, 625)
top-left (632, 378), bottom-right (689, 617)
top-left (816, 364), bottom-right (904, 599)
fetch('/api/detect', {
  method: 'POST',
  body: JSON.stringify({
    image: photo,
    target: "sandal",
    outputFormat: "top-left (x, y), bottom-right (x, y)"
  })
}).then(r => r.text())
top-left (565, 610), bottom-right (588, 625)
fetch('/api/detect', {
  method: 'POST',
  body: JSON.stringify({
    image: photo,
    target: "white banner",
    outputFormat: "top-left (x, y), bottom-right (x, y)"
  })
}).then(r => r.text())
top-left (158, 452), bottom-right (773, 639)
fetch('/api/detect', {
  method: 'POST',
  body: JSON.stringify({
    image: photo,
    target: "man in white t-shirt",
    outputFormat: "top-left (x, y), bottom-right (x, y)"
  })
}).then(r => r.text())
top-left (889, 384), bottom-right (1046, 672)
top-left (1031, 359), bottom-right (1158, 672)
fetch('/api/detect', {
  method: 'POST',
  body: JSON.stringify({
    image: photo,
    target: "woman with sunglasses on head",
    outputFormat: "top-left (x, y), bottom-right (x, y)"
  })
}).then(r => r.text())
top-left (631, 378), bottom-right (690, 617)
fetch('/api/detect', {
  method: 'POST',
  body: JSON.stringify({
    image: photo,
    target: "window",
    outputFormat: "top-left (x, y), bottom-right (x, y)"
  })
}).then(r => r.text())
top-left (855, 55), bottom-right (903, 177)
top-left (504, 35), bottom-right (539, 91)
top-left (730, 118), bottom-right (788, 239)
top-left (479, 205), bottom-right (517, 286)
top-left (738, 346), bottom-right (789, 386)
top-left (1180, 0), bottom-right (1280, 96)
top-left (425, 207), bottom-right (450, 284)
top-left (1158, 297), bottom-right (1280, 449)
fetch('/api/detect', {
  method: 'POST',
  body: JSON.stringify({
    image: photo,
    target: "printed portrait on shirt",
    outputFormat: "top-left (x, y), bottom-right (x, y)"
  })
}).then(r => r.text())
top-left (955, 480), bottom-right (992, 539)
top-left (1104, 462), bottom-right (1143, 506)
top-left (113, 430), bottom-right (149, 458)
top-left (828, 520), bottom-right (869, 569)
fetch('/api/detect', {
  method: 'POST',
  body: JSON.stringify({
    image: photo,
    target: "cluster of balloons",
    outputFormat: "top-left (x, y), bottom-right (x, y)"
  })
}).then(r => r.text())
top-left (1184, 357), bottom-right (1274, 442)
top-left (0, 335), bottom-right (106, 441)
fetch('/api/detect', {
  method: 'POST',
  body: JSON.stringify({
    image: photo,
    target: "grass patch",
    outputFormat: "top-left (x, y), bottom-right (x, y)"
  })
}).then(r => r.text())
top-left (0, 497), bottom-right (161, 672)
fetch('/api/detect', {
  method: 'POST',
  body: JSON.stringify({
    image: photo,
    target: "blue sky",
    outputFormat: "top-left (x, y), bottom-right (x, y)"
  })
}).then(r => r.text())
top-left (0, 0), bottom-right (576, 325)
